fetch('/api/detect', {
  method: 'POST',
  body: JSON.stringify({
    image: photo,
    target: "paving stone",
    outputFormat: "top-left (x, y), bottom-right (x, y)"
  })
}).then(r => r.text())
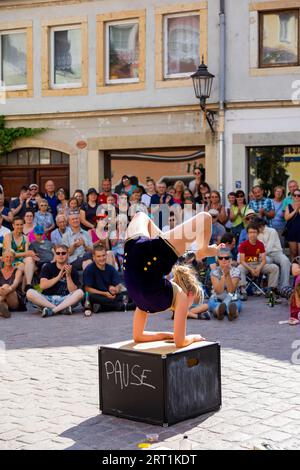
top-left (258, 430), bottom-right (293, 443)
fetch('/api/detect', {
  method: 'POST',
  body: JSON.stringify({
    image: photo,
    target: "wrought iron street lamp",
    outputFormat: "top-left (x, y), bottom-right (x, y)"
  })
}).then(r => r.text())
top-left (191, 58), bottom-right (216, 133)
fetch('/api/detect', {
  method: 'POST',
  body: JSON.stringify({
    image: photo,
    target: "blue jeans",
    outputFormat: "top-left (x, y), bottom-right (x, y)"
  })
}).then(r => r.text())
top-left (208, 294), bottom-right (242, 315)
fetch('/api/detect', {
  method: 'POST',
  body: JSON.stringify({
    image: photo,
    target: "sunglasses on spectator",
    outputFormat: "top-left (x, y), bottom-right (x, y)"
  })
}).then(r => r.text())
top-left (194, 171), bottom-right (201, 175)
top-left (245, 216), bottom-right (255, 220)
top-left (294, 193), bottom-right (300, 197)
top-left (212, 215), bottom-right (218, 219)
top-left (55, 251), bottom-right (67, 256)
top-left (218, 256), bottom-right (231, 260)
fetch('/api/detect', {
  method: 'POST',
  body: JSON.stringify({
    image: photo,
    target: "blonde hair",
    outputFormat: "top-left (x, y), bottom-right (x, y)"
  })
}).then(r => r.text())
top-left (172, 264), bottom-right (202, 303)
top-left (2, 248), bottom-right (16, 258)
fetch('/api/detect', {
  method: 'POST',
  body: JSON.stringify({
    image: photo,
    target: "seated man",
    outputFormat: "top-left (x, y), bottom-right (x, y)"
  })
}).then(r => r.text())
top-left (62, 213), bottom-right (93, 271)
top-left (208, 248), bottom-right (241, 321)
top-left (238, 209), bottom-right (257, 246)
top-left (83, 245), bottom-right (134, 314)
top-left (238, 223), bottom-right (279, 301)
top-left (51, 214), bottom-right (69, 246)
top-left (29, 225), bottom-right (55, 272)
top-left (26, 244), bottom-right (84, 317)
top-left (256, 217), bottom-right (291, 290)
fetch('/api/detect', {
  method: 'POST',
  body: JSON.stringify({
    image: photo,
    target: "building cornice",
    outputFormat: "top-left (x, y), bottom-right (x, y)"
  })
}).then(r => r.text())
top-left (0, 0), bottom-right (95, 9)
top-left (4, 100), bottom-right (300, 121)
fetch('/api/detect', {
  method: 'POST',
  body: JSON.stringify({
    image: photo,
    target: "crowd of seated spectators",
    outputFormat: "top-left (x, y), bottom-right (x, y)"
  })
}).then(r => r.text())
top-left (0, 173), bottom-right (300, 326)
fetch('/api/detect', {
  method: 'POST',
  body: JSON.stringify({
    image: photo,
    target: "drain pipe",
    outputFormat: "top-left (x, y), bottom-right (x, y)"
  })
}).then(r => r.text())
top-left (219, 0), bottom-right (226, 202)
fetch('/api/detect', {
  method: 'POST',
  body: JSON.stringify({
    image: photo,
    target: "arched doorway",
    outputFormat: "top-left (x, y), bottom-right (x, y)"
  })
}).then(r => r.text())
top-left (0, 148), bottom-right (70, 198)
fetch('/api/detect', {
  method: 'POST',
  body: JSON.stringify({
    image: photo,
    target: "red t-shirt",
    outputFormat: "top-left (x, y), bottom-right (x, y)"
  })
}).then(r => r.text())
top-left (97, 192), bottom-right (118, 205)
top-left (238, 240), bottom-right (265, 263)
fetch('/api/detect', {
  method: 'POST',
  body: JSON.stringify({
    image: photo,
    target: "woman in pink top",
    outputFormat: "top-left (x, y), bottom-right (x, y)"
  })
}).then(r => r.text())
top-left (173, 180), bottom-right (185, 206)
top-left (89, 215), bottom-right (117, 269)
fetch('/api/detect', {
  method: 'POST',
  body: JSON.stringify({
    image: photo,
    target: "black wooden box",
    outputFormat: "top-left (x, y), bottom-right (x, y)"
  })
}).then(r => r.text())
top-left (98, 340), bottom-right (221, 426)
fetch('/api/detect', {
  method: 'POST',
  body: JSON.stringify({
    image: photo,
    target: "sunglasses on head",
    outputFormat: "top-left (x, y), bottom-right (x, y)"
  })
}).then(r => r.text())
top-left (56, 251), bottom-right (67, 255)
top-left (218, 256), bottom-right (230, 260)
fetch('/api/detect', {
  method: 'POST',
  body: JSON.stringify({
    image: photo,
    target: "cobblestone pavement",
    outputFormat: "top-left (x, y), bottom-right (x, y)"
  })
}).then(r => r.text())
top-left (0, 297), bottom-right (300, 450)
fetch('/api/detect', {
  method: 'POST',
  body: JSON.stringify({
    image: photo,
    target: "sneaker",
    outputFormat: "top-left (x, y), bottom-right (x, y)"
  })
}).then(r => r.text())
top-left (240, 288), bottom-right (248, 301)
top-left (0, 303), bottom-right (11, 318)
top-left (199, 311), bottom-right (211, 320)
top-left (215, 302), bottom-right (226, 321)
top-left (62, 306), bottom-right (73, 315)
top-left (41, 307), bottom-right (54, 318)
top-left (92, 303), bottom-right (101, 314)
top-left (228, 302), bottom-right (239, 321)
top-left (253, 289), bottom-right (263, 296)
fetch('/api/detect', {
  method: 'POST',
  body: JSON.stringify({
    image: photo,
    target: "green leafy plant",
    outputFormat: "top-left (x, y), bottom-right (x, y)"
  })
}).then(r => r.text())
top-left (0, 115), bottom-right (47, 155)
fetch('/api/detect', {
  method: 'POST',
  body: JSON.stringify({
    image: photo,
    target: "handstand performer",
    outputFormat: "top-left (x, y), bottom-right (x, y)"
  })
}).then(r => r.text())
top-left (124, 211), bottom-right (222, 348)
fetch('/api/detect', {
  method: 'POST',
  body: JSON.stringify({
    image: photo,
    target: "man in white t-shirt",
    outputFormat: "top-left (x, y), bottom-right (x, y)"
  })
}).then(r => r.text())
top-left (256, 217), bottom-right (291, 289)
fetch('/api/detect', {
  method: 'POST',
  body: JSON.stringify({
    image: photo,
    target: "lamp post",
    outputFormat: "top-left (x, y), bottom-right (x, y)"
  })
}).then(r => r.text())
top-left (191, 58), bottom-right (216, 133)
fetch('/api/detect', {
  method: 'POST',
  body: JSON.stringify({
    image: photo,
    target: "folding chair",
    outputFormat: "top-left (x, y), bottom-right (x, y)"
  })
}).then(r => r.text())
top-left (245, 273), bottom-right (267, 297)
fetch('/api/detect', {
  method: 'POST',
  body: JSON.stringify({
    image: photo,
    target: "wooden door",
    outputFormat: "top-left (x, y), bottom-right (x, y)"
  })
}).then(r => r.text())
top-left (0, 168), bottom-right (35, 198)
top-left (0, 166), bottom-right (70, 198)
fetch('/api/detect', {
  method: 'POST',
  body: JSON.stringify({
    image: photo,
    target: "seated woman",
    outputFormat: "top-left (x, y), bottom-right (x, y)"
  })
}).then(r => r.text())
top-left (0, 249), bottom-right (25, 317)
top-left (124, 211), bottom-right (221, 348)
top-left (3, 216), bottom-right (38, 289)
top-left (208, 248), bottom-right (241, 321)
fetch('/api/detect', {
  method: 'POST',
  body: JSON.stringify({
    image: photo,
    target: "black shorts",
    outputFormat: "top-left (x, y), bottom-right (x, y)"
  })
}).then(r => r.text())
top-left (123, 236), bottom-right (179, 313)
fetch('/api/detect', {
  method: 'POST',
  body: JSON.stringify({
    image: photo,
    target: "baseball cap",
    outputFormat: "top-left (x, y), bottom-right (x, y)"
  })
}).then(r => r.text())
top-left (245, 208), bottom-right (256, 217)
top-left (33, 225), bottom-right (45, 235)
top-left (87, 187), bottom-right (98, 196)
top-left (29, 183), bottom-right (38, 190)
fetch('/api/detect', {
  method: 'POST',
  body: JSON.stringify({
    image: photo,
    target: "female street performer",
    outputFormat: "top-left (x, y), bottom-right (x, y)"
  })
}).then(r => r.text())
top-left (124, 211), bottom-right (222, 347)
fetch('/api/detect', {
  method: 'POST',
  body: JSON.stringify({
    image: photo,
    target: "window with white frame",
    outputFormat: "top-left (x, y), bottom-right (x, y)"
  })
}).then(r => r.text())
top-left (0, 30), bottom-right (27, 89)
top-left (106, 19), bottom-right (139, 83)
top-left (50, 25), bottom-right (82, 88)
top-left (164, 13), bottom-right (200, 78)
